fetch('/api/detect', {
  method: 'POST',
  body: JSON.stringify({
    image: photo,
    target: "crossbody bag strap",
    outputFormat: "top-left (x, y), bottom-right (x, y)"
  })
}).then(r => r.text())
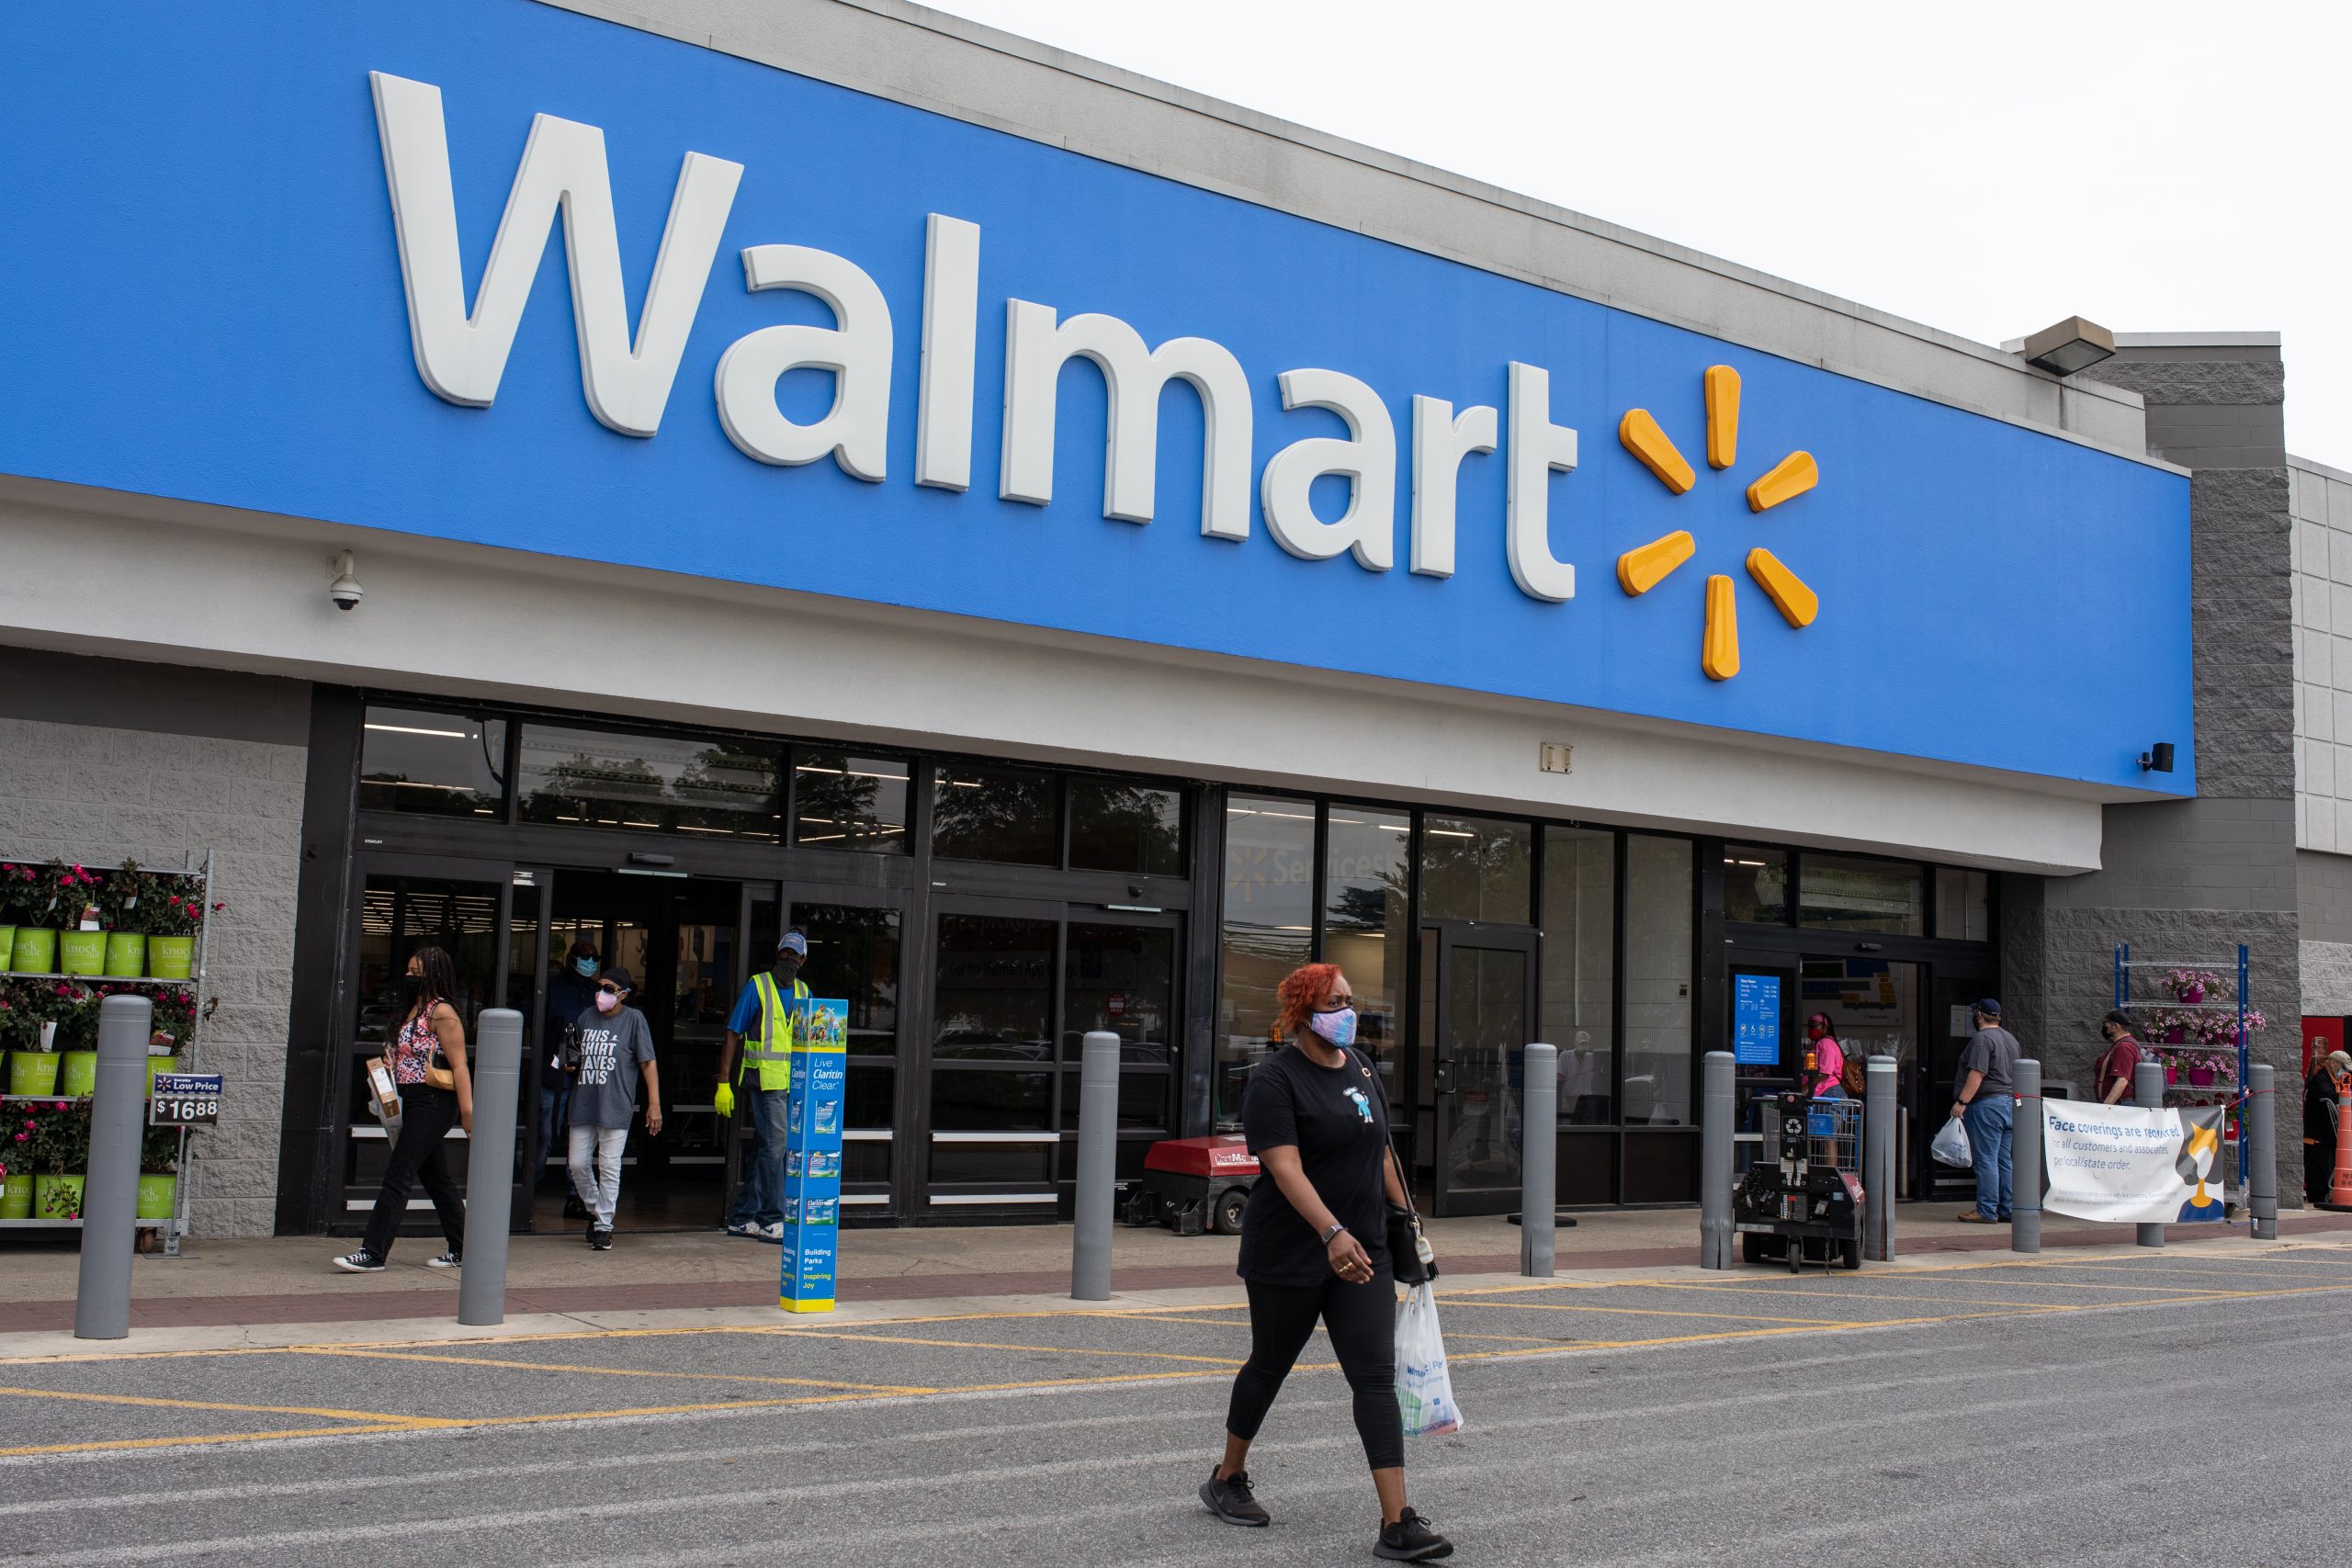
top-left (1351, 1046), bottom-right (1420, 1223)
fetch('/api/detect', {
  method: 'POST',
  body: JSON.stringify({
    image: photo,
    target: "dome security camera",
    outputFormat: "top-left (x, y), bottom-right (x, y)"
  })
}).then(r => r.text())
top-left (328, 549), bottom-right (364, 613)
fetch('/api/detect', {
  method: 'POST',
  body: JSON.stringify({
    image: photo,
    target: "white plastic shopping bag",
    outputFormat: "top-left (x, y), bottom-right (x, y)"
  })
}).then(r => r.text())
top-left (1930, 1114), bottom-right (1972, 1168)
top-left (1395, 1282), bottom-right (1464, 1438)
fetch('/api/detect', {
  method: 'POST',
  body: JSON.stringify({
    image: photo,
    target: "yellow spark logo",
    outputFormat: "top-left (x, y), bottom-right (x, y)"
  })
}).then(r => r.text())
top-left (1613, 367), bottom-right (1817, 680)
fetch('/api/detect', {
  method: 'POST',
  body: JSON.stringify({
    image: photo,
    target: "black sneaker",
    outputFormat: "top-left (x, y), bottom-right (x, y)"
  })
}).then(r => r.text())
top-left (1199, 1468), bottom-right (1270, 1528)
top-left (331, 1250), bottom-right (385, 1273)
top-left (583, 1224), bottom-right (600, 1247)
top-left (590, 1227), bottom-right (613, 1251)
top-left (425, 1251), bottom-right (461, 1270)
top-left (1376, 1508), bottom-right (1453, 1562)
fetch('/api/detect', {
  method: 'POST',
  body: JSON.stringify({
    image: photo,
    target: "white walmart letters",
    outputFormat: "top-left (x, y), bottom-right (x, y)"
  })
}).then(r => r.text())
top-left (370, 73), bottom-right (1582, 602)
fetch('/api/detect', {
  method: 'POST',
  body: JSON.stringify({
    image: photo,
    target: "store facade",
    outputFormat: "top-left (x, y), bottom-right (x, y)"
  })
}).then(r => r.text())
top-left (0, 0), bottom-right (2233, 1237)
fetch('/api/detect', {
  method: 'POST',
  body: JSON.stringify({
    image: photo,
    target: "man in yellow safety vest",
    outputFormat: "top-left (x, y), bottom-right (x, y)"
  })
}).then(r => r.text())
top-left (717, 929), bottom-right (810, 1241)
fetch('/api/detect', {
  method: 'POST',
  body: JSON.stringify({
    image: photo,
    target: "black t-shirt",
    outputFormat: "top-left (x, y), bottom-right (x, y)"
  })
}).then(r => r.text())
top-left (1236, 1043), bottom-right (1391, 1285)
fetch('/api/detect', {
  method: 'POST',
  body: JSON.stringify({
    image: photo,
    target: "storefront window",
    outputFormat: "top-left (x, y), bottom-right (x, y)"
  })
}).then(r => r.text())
top-left (795, 903), bottom-right (901, 1058)
top-left (1216, 795), bottom-right (1316, 1122)
top-left (1799, 853), bottom-right (1926, 936)
top-left (793, 751), bottom-right (910, 852)
top-left (1622, 836), bottom-right (1694, 1126)
top-left (358, 706), bottom-right (507, 818)
top-left (1324, 805), bottom-right (1409, 1084)
top-left (516, 725), bottom-right (782, 840)
top-left (1937, 867), bottom-right (1992, 941)
top-left (929, 913), bottom-right (1054, 1060)
top-left (1421, 814), bottom-right (1532, 923)
top-left (1723, 844), bottom-right (1789, 924)
top-left (1069, 779), bottom-right (1184, 876)
top-left (932, 762), bottom-right (1058, 865)
top-left (1542, 827), bottom-right (1616, 1124)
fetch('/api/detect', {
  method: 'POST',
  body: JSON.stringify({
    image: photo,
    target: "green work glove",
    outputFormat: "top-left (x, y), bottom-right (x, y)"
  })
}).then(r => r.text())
top-left (713, 1082), bottom-right (735, 1120)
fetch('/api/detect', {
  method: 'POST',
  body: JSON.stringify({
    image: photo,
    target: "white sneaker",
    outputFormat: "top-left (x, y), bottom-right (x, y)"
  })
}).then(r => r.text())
top-left (725, 1220), bottom-right (762, 1238)
top-left (756, 1222), bottom-right (786, 1243)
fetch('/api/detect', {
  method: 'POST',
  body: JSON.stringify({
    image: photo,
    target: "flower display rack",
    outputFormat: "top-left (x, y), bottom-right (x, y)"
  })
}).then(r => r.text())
top-left (2111, 942), bottom-right (2253, 1204)
top-left (0, 848), bottom-right (216, 1254)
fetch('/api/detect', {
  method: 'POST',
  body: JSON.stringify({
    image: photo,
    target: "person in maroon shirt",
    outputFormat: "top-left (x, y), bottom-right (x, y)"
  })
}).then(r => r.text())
top-left (2093, 1010), bottom-right (2142, 1105)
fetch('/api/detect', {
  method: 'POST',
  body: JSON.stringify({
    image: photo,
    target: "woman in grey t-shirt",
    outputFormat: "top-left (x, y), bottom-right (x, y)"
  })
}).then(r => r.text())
top-left (566, 967), bottom-right (662, 1250)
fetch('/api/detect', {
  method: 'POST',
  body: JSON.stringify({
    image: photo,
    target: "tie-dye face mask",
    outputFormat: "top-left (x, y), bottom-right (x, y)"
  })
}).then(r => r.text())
top-left (1308, 1006), bottom-right (1357, 1049)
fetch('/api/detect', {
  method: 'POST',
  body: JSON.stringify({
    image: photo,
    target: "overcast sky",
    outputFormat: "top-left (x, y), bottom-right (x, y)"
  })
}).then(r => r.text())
top-left (922, 0), bottom-right (2349, 468)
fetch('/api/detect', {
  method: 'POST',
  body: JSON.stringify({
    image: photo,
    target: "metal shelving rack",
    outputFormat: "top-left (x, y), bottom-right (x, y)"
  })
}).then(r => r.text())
top-left (2112, 942), bottom-right (2251, 1207)
top-left (1, 848), bottom-right (216, 1255)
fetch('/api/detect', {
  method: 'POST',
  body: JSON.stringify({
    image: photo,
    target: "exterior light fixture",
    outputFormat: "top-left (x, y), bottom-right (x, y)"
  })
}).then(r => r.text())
top-left (2140, 742), bottom-right (2176, 773)
top-left (2018, 316), bottom-right (2116, 378)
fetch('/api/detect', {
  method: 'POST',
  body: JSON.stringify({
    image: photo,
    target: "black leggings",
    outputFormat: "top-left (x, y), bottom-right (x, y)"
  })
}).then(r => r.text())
top-left (360, 1084), bottom-right (466, 1260)
top-left (1225, 1273), bottom-right (1403, 1471)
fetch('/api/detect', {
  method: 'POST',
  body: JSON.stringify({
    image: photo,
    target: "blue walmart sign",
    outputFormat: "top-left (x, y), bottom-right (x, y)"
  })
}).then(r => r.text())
top-left (0, 1), bottom-right (2192, 790)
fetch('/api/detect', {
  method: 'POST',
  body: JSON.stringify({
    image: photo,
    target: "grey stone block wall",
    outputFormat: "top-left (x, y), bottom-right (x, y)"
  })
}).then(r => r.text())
top-left (2301, 940), bottom-right (2352, 1015)
top-left (0, 648), bottom-right (310, 1239)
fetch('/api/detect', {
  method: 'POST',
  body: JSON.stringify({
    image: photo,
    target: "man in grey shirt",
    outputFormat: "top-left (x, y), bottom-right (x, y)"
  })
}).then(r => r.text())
top-left (567, 967), bottom-right (662, 1251)
top-left (1951, 998), bottom-right (2020, 1224)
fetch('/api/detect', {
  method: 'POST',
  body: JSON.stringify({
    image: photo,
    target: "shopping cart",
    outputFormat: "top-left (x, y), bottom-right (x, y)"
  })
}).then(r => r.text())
top-left (1732, 1093), bottom-right (1865, 1273)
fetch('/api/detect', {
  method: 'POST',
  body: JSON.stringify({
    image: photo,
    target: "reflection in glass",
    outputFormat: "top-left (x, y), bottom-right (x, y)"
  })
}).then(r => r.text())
top-left (1936, 867), bottom-right (1991, 941)
top-left (1622, 836), bottom-right (1694, 1126)
top-left (929, 1070), bottom-right (1051, 1131)
top-left (930, 914), bottom-right (1053, 1060)
top-left (1420, 815), bottom-right (1532, 923)
top-left (1069, 779), bottom-right (1184, 876)
top-left (932, 762), bottom-right (1058, 865)
top-left (797, 903), bottom-right (901, 1057)
top-left (1799, 853), bottom-right (1925, 936)
top-left (1062, 925), bottom-right (1173, 1065)
top-left (1442, 945), bottom-right (1527, 1192)
top-left (359, 706), bottom-right (507, 818)
top-left (793, 752), bottom-right (910, 852)
top-left (1542, 827), bottom-right (1616, 1124)
top-left (516, 725), bottom-right (782, 840)
top-left (1056, 1069), bottom-right (1172, 1131)
top-left (1216, 795), bottom-right (1316, 1122)
top-left (1723, 844), bottom-right (1789, 924)
top-left (1324, 804), bottom-right (1408, 1097)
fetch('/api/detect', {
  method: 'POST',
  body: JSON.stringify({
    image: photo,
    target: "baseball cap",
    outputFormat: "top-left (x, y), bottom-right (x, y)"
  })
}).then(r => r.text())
top-left (2327, 1051), bottom-right (2351, 1073)
top-left (1974, 998), bottom-right (2003, 1018)
top-left (777, 931), bottom-right (808, 958)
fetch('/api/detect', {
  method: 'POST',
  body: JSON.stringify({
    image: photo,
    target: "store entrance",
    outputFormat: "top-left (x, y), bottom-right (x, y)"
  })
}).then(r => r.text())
top-left (530, 871), bottom-right (744, 1232)
top-left (1420, 923), bottom-right (1537, 1216)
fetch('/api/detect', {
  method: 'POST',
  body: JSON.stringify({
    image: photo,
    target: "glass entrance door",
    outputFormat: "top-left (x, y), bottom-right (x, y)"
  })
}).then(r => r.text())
top-left (1426, 926), bottom-right (1537, 1215)
top-left (1728, 950), bottom-right (1928, 1196)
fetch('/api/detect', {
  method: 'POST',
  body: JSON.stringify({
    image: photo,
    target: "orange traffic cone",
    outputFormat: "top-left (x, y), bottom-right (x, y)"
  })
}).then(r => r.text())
top-left (2329, 1089), bottom-right (2352, 1209)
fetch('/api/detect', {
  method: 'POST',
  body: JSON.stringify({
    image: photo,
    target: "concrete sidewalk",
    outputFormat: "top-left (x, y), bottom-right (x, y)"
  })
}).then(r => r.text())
top-left (6, 1202), bottom-right (2346, 1346)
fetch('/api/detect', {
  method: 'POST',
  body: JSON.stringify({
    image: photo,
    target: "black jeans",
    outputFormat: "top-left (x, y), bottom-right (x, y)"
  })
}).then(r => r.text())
top-left (360, 1084), bottom-right (466, 1261)
top-left (1225, 1273), bottom-right (1404, 1471)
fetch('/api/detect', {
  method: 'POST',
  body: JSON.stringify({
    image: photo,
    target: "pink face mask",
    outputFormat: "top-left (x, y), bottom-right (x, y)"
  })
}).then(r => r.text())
top-left (594, 992), bottom-right (620, 1014)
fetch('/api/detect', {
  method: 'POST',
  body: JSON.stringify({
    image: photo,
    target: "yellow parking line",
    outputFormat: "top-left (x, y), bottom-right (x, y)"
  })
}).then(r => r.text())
top-left (0, 1423), bottom-right (427, 1459)
top-left (295, 1346), bottom-right (937, 1394)
top-left (759, 1329), bottom-right (1243, 1367)
top-left (1447, 1299), bottom-right (1853, 1327)
top-left (0, 1383), bottom-right (455, 1427)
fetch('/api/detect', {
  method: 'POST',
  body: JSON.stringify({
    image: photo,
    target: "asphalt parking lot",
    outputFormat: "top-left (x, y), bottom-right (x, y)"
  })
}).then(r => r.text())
top-left (5, 1241), bottom-right (2350, 1564)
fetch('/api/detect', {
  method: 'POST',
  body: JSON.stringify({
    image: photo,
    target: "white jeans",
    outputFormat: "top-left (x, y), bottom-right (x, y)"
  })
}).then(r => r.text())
top-left (568, 1123), bottom-right (628, 1228)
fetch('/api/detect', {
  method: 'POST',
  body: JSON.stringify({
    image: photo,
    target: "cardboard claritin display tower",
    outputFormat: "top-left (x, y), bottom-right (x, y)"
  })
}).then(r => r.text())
top-left (779, 998), bottom-right (850, 1312)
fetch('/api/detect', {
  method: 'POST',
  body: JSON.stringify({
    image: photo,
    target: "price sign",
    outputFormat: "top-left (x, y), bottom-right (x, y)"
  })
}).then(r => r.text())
top-left (150, 1072), bottom-right (223, 1126)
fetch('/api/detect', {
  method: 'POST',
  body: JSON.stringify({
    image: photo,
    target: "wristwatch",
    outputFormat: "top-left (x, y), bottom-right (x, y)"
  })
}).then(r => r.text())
top-left (1320, 1222), bottom-right (1348, 1244)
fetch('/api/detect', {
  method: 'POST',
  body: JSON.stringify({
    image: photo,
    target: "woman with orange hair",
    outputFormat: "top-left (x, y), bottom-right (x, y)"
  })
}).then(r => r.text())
top-left (1197, 963), bottom-right (1452, 1562)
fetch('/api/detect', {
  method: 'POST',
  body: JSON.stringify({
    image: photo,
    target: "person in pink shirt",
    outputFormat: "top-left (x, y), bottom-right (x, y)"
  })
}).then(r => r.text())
top-left (1805, 1014), bottom-right (1847, 1100)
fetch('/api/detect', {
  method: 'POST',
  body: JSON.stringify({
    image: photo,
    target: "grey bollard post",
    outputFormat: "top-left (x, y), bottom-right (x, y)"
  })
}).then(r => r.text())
top-left (2247, 1063), bottom-right (2278, 1240)
top-left (2011, 1059), bottom-right (2041, 1254)
top-left (1700, 1051), bottom-right (1734, 1269)
top-left (74, 995), bottom-right (154, 1340)
top-left (1521, 1043), bottom-right (1557, 1277)
top-left (457, 1009), bottom-right (522, 1326)
top-left (1071, 1030), bottom-right (1120, 1302)
top-left (1863, 1056), bottom-right (1896, 1262)
top-left (2134, 1060), bottom-right (2165, 1249)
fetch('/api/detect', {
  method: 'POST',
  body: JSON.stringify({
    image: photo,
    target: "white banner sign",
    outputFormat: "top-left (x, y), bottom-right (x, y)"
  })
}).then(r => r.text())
top-left (2042, 1100), bottom-right (2228, 1224)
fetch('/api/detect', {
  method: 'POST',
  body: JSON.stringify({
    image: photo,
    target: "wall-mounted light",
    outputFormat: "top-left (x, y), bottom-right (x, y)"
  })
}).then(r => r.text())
top-left (2140, 742), bottom-right (2176, 773)
top-left (2018, 316), bottom-right (2117, 378)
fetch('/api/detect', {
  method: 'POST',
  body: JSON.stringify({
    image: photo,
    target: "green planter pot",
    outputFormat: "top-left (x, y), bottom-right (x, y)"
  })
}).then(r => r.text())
top-left (0, 926), bottom-right (14, 968)
top-left (59, 1051), bottom-right (97, 1097)
top-left (135, 1173), bottom-right (176, 1219)
top-left (103, 932), bottom-right (147, 977)
top-left (7, 1051), bottom-right (61, 1097)
top-left (10, 928), bottom-right (58, 974)
top-left (147, 935), bottom-right (196, 979)
top-left (145, 1054), bottom-right (180, 1092)
top-left (0, 1174), bottom-right (30, 1220)
top-left (33, 1174), bottom-right (85, 1221)
top-left (58, 931), bottom-right (106, 977)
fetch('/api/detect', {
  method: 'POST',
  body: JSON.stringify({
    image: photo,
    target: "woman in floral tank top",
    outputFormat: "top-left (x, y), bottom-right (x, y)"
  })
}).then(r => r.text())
top-left (334, 945), bottom-right (474, 1273)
